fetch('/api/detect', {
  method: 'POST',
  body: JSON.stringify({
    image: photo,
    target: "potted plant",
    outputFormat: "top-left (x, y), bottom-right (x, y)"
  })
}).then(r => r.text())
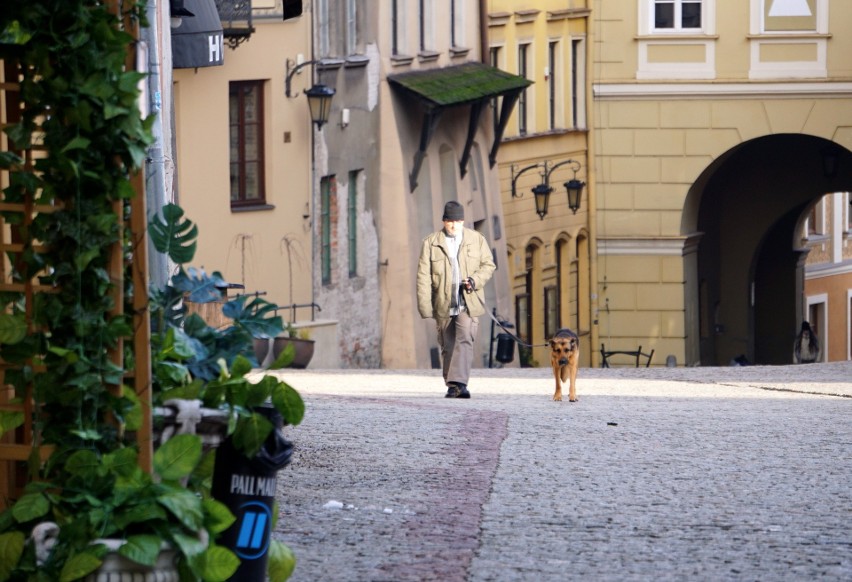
top-left (254, 323), bottom-right (315, 370)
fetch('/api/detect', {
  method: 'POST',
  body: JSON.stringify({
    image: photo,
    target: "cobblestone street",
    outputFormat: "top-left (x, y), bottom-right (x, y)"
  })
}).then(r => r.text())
top-left (263, 363), bottom-right (852, 581)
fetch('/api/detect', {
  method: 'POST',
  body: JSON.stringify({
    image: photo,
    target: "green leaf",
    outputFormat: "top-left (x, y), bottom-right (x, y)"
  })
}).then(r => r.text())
top-left (0, 531), bottom-right (25, 580)
top-left (64, 450), bottom-right (100, 478)
top-left (202, 498), bottom-right (236, 535)
top-left (197, 544), bottom-right (241, 582)
top-left (153, 433), bottom-right (202, 481)
top-left (157, 488), bottom-right (204, 531)
top-left (61, 136), bottom-right (90, 153)
top-left (148, 203), bottom-right (198, 264)
top-left (0, 313), bottom-right (27, 345)
top-left (269, 341), bottom-right (296, 369)
top-left (118, 534), bottom-right (161, 567)
top-left (10, 491), bottom-right (49, 523)
top-left (230, 354), bottom-right (252, 378)
top-left (59, 551), bottom-right (103, 582)
top-left (0, 410), bottom-right (24, 436)
top-left (104, 447), bottom-right (139, 478)
top-left (272, 382), bottom-right (305, 426)
top-left (267, 540), bottom-right (297, 582)
top-left (0, 20), bottom-right (34, 45)
top-left (232, 413), bottom-right (273, 458)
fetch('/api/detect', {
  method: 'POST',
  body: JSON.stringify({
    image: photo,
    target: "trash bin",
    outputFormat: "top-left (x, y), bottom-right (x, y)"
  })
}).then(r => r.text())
top-left (495, 333), bottom-right (515, 364)
top-left (212, 405), bottom-right (293, 581)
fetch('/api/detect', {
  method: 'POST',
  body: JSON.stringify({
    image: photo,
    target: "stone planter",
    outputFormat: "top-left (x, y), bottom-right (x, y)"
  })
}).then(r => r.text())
top-left (254, 337), bottom-right (315, 369)
top-left (85, 540), bottom-right (178, 582)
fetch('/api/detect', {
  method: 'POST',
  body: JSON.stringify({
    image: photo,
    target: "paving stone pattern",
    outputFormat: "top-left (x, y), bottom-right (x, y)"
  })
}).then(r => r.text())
top-left (266, 363), bottom-right (852, 581)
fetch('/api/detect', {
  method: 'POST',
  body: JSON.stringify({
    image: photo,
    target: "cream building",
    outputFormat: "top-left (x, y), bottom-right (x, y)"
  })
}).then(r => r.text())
top-left (487, 1), bottom-right (595, 367)
top-left (593, 0), bottom-right (852, 365)
top-left (171, 2), bottom-right (341, 364)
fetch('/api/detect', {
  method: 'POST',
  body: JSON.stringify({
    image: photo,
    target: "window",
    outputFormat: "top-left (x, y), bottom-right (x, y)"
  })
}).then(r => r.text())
top-left (229, 81), bottom-right (265, 207)
top-left (419, 0), bottom-right (434, 52)
top-left (762, 0), bottom-right (816, 32)
top-left (392, 0), bottom-right (403, 55)
top-left (346, 0), bottom-right (358, 55)
top-left (518, 43), bottom-right (529, 135)
top-left (450, 0), bottom-right (463, 48)
top-left (571, 38), bottom-right (585, 129)
top-left (317, 0), bottom-right (330, 57)
top-left (320, 175), bottom-right (335, 285)
top-left (348, 170), bottom-right (360, 277)
top-left (806, 196), bottom-right (825, 237)
top-left (544, 286), bottom-right (558, 339)
top-left (490, 46), bottom-right (502, 129)
top-left (548, 41), bottom-right (558, 130)
top-left (654, 0), bottom-right (703, 31)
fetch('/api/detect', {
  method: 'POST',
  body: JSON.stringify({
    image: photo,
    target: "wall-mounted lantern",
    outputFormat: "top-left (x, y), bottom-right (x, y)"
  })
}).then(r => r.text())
top-left (511, 159), bottom-right (586, 220)
top-left (286, 58), bottom-right (335, 130)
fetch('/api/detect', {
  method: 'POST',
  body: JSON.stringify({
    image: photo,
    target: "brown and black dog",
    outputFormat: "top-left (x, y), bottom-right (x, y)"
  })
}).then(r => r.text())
top-left (549, 328), bottom-right (580, 402)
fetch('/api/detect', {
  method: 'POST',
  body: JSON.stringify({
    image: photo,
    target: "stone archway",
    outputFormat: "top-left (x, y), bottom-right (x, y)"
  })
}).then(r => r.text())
top-left (683, 134), bottom-right (852, 365)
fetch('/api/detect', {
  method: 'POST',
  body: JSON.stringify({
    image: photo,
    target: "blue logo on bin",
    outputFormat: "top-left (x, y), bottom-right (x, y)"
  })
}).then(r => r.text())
top-left (234, 500), bottom-right (272, 560)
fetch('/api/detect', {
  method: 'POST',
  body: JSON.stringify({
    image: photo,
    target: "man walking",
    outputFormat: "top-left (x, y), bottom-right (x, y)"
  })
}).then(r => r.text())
top-left (417, 201), bottom-right (496, 398)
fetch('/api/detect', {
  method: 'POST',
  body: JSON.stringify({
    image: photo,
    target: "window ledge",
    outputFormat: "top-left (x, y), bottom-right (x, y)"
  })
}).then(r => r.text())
top-left (391, 54), bottom-right (415, 66)
top-left (317, 58), bottom-right (345, 71)
top-left (418, 50), bottom-right (440, 64)
top-left (231, 203), bottom-right (275, 213)
top-left (450, 46), bottom-right (471, 58)
top-left (636, 34), bottom-right (719, 41)
top-left (345, 55), bottom-right (369, 68)
top-left (746, 33), bottom-right (831, 40)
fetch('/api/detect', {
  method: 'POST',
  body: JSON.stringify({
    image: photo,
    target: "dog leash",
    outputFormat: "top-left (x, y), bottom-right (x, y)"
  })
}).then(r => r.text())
top-left (462, 284), bottom-right (549, 349)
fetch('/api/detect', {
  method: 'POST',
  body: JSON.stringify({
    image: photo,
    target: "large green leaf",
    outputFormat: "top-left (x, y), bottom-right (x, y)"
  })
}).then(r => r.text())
top-left (0, 313), bottom-right (27, 345)
top-left (267, 540), bottom-right (297, 582)
top-left (158, 488), bottom-right (205, 531)
top-left (196, 544), bottom-right (240, 582)
top-left (202, 498), bottom-right (236, 535)
top-left (0, 531), bottom-right (25, 581)
top-left (0, 410), bottom-right (24, 436)
top-left (232, 413), bottom-right (274, 459)
top-left (64, 450), bottom-right (101, 478)
top-left (118, 535), bottom-right (162, 567)
top-left (272, 382), bottom-right (305, 426)
top-left (171, 267), bottom-right (226, 303)
top-left (10, 491), bottom-right (49, 523)
top-left (153, 434), bottom-right (202, 481)
top-left (222, 295), bottom-right (284, 339)
top-left (59, 550), bottom-right (103, 582)
top-left (148, 203), bottom-right (198, 265)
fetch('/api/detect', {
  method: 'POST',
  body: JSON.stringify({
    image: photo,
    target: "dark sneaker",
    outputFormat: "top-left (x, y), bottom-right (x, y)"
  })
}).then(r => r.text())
top-left (445, 385), bottom-right (460, 398)
top-left (457, 384), bottom-right (470, 399)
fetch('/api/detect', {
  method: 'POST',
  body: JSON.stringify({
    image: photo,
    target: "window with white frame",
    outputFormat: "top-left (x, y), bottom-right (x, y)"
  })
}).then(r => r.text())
top-left (346, 0), bottom-right (359, 55)
top-left (419, 0), bottom-right (435, 53)
top-left (806, 196), bottom-right (826, 237)
top-left (653, 0), bottom-right (703, 32)
top-left (391, 0), bottom-right (406, 56)
top-left (517, 42), bottom-right (530, 135)
top-left (317, 0), bottom-right (330, 58)
top-left (762, 0), bottom-right (817, 33)
top-left (450, 0), bottom-right (464, 48)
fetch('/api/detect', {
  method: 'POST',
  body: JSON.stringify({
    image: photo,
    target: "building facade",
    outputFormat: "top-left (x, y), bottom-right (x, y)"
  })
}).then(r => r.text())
top-left (311, 1), bottom-right (525, 369)
top-left (487, 1), bottom-right (594, 367)
top-left (593, 0), bottom-right (852, 365)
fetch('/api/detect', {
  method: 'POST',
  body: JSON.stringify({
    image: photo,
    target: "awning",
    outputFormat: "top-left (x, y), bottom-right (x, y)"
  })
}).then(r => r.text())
top-left (171, 0), bottom-right (224, 69)
top-left (388, 62), bottom-right (531, 192)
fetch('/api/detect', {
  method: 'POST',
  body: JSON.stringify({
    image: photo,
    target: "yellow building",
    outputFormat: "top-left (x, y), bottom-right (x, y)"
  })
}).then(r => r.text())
top-left (488, 1), bottom-right (595, 367)
top-left (592, 0), bottom-right (852, 365)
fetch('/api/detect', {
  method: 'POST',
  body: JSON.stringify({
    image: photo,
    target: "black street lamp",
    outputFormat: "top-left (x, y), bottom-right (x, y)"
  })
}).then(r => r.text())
top-left (285, 58), bottom-right (336, 130)
top-left (511, 158), bottom-right (586, 219)
top-left (532, 183), bottom-right (553, 220)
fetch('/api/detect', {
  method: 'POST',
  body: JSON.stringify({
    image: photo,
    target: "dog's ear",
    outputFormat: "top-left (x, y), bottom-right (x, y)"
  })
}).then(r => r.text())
top-left (548, 338), bottom-right (555, 348)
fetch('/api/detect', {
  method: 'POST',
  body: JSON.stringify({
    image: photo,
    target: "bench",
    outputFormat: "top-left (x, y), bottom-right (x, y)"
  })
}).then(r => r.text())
top-left (600, 344), bottom-right (654, 368)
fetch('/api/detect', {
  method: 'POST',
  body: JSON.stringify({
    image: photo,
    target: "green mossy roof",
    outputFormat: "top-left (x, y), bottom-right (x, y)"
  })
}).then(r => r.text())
top-left (388, 62), bottom-right (531, 107)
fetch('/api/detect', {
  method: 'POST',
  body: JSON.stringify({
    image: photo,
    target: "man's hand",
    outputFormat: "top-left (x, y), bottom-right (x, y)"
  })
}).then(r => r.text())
top-left (463, 277), bottom-right (475, 292)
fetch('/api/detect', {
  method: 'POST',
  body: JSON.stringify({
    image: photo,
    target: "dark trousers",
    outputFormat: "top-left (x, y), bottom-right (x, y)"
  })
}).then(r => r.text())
top-left (437, 309), bottom-right (479, 387)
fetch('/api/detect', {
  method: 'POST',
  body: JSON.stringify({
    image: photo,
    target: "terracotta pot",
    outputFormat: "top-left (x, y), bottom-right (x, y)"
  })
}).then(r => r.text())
top-left (254, 337), bottom-right (315, 369)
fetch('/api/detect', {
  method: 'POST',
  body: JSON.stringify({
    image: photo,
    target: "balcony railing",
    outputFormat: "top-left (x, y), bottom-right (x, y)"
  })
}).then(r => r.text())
top-left (215, 0), bottom-right (254, 48)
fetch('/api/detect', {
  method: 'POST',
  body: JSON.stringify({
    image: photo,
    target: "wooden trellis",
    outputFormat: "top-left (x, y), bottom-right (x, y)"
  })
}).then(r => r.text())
top-left (0, 5), bottom-right (152, 508)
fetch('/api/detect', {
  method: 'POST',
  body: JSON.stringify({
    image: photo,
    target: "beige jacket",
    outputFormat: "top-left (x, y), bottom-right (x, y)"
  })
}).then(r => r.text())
top-left (417, 227), bottom-right (496, 319)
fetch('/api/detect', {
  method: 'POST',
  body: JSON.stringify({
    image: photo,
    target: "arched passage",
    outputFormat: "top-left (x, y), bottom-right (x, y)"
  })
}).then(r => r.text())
top-left (683, 134), bottom-right (852, 365)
